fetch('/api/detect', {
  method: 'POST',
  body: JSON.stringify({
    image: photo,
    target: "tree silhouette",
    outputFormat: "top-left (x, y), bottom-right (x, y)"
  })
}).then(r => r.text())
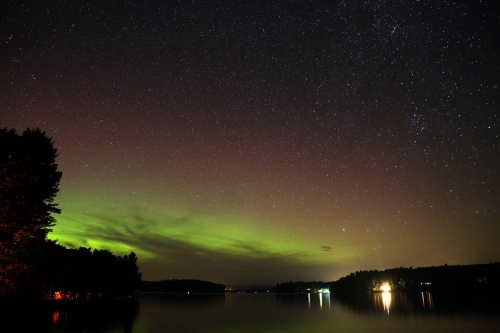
top-left (0, 127), bottom-right (62, 298)
top-left (46, 244), bottom-right (142, 298)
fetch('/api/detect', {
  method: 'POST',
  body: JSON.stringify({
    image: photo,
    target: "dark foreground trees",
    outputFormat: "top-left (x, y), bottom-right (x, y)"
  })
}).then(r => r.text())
top-left (1, 126), bottom-right (142, 299)
top-left (0, 127), bottom-right (62, 298)
top-left (46, 243), bottom-right (142, 298)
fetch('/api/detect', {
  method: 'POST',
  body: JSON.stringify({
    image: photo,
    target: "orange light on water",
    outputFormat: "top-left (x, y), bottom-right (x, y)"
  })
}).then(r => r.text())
top-left (52, 311), bottom-right (60, 325)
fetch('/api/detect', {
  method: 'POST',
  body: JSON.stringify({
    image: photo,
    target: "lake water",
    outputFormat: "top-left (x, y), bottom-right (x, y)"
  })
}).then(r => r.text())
top-left (5, 292), bottom-right (500, 332)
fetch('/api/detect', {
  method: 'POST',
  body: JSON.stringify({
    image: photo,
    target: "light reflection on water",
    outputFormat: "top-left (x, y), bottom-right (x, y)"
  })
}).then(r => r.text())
top-left (132, 292), bottom-right (500, 333)
top-left (52, 311), bottom-right (60, 325)
top-left (371, 292), bottom-right (392, 314)
top-left (382, 292), bottom-right (391, 314)
top-left (422, 291), bottom-right (433, 310)
top-left (2, 292), bottom-right (500, 332)
top-left (371, 291), bottom-right (435, 315)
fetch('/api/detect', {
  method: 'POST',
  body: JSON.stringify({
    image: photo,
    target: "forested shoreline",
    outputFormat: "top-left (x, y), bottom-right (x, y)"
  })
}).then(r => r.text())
top-left (331, 263), bottom-right (500, 293)
top-left (275, 263), bottom-right (500, 294)
top-left (2, 127), bottom-right (499, 300)
top-left (140, 279), bottom-right (225, 293)
top-left (0, 127), bottom-right (143, 300)
top-left (1, 239), bottom-right (142, 300)
top-left (45, 242), bottom-right (142, 299)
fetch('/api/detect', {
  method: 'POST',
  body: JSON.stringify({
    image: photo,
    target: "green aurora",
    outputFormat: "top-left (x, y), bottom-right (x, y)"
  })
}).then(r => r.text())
top-left (2, 0), bottom-right (500, 286)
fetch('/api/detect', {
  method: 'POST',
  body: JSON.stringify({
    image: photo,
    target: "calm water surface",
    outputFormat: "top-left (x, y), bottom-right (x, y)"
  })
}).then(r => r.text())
top-left (5, 292), bottom-right (500, 332)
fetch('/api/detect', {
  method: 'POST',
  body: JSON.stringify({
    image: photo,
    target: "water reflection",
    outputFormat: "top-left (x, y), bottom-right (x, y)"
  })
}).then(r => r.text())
top-left (422, 292), bottom-right (433, 310)
top-left (150, 292), bottom-right (225, 307)
top-left (319, 293), bottom-right (330, 310)
top-left (138, 293), bottom-right (500, 333)
top-left (2, 292), bottom-right (500, 333)
top-left (277, 293), bottom-right (331, 311)
top-left (371, 292), bottom-right (392, 314)
top-left (52, 310), bottom-right (60, 325)
top-left (382, 292), bottom-right (391, 314)
top-left (334, 291), bottom-right (500, 317)
top-left (2, 299), bottom-right (139, 333)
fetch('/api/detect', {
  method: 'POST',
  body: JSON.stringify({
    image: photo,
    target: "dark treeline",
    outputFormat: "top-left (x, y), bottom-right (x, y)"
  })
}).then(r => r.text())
top-left (1, 127), bottom-right (142, 300)
top-left (0, 239), bottom-right (142, 300)
top-left (140, 279), bottom-right (225, 293)
top-left (274, 263), bottom-right (500, 294)
top-left (276, 281), bottom-right (331, 293)
top-left (46, 242), bottom-right (142, 298)
top-left (330, 263), bottom-right (500, 293)
top-left (244, 287), bottom-right (275, 293)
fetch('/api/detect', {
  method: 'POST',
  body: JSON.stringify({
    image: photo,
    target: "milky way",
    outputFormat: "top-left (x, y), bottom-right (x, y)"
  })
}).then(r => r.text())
top-left (1, 1), bottom-right (499, 286)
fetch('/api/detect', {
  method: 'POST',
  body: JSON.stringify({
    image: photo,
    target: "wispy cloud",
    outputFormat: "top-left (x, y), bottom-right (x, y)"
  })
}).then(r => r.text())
top-left (53, 204), bottom-right (341, 285)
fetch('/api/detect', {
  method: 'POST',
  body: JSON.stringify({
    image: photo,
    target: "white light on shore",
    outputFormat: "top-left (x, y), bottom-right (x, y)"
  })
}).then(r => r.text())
top-left (380, 284), bottom-right (391, 292)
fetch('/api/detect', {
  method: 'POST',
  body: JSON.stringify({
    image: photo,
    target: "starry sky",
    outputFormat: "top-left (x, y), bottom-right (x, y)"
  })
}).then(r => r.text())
top-left (1, 0), bottom-right (499, 287)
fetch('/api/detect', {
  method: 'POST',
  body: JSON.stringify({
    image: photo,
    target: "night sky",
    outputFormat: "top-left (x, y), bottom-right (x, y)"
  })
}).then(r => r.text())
top-left (1, 1), bottom-right (499, 287)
